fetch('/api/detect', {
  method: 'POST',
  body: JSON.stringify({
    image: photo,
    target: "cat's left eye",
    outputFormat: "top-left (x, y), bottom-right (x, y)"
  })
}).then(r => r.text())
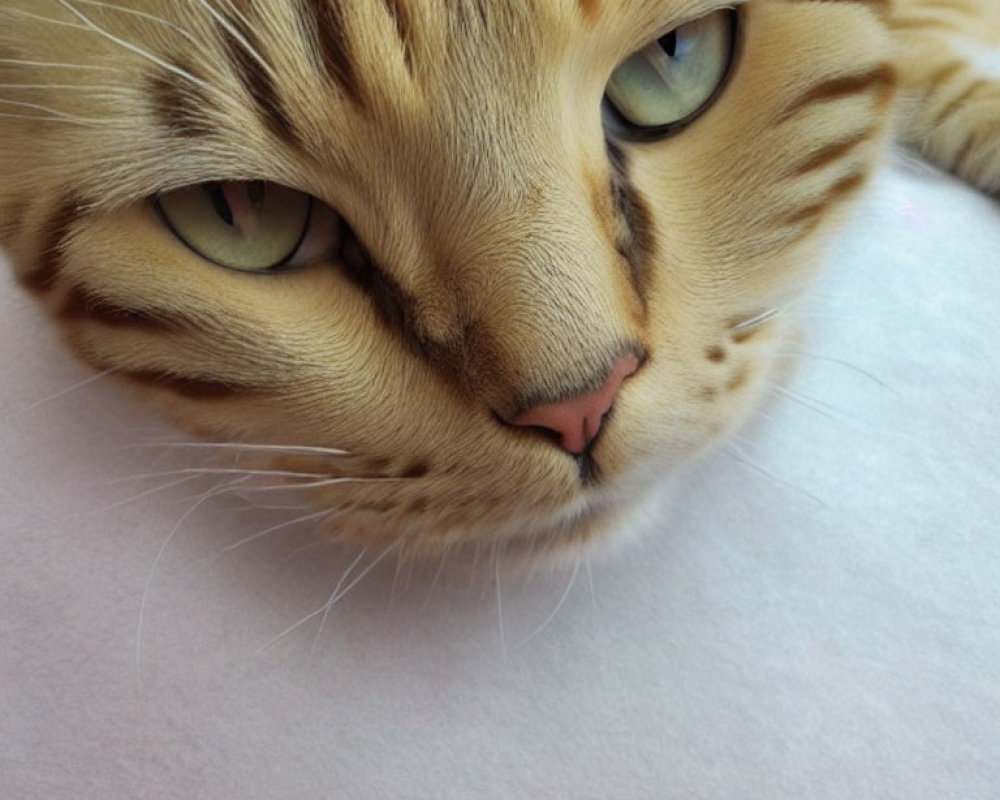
top-left (604, 9), bottom-right (737, 138)
top-left (154, 181), bottom-right (342, 272)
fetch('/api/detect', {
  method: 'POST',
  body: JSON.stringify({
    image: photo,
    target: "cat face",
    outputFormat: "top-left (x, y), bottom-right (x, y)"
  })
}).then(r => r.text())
top-left (0, 0), bottom-right (893, 556)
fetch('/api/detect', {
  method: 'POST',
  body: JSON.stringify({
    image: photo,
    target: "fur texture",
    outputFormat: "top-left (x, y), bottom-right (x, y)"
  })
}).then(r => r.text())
top-left (0, 0), bottom-right (997, 557)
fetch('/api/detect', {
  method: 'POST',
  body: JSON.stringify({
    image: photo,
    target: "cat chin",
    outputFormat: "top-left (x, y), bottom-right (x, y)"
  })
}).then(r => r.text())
top-left (311, 459), bottom-right (674, 568)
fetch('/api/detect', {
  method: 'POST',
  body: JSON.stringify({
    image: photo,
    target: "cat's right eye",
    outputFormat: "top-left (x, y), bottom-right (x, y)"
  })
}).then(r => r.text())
top-left (604, 9), bottom-right (737, 139)
top-left (154, 181), bottom-right (341, 272)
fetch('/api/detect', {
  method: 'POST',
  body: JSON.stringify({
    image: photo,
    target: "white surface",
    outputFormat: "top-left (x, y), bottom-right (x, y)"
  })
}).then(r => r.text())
top-left (2, 161), bottom-right (999, 799)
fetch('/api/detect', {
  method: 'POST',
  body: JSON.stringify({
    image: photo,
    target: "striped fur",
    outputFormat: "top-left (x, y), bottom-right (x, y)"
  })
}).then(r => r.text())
top-left (0, 0), bottom-right (995, 556)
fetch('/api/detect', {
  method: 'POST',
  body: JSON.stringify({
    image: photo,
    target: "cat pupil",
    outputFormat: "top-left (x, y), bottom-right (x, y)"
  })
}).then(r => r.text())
top-left (659, 31), bottom-right (678, 58)
top-left (203, 183), bottom-right (235, 227)
top-left (246, 181), bottom-right (266, 208)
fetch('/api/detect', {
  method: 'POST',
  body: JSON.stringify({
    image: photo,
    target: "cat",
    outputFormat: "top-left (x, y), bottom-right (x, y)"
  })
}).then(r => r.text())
top-left (0, 0), bottom-right (997, 558)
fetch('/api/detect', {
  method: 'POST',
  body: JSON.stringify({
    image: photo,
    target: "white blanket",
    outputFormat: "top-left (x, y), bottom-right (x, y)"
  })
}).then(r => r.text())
top-left (2, 159), bottom-right (998, 799)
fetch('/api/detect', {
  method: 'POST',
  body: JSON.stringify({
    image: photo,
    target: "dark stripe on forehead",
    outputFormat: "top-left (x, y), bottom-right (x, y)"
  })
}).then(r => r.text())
top-left (300, 0), bottom-right (364, 105)
top-left (148, 59), bottom-right (216, 138)
top-left (19, 197), bottom-right (81, 293)
top-left (216, 13), bottom-right (300, 144)
top-left (380, 0), bottom-right (415, 73)
top-left (778, 64), bottom-right (895, 123)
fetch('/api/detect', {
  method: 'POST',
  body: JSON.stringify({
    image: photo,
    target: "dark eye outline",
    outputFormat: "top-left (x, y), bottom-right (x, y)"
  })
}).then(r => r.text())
top-left (602, 8), bottom-right (741, 143)
top-left (152, 182), bottom-right (315, 274)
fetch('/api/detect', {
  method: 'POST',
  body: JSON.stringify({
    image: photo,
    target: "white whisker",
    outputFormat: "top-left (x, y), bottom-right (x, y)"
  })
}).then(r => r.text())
top-left (128, 441), bottom-right (351, 458)
top-left (69, 0), bottom-right (201, 43)
top-left (309, 541), bottom-right (400, 656)
top-left (0, 82), bottom-right (123, 91)
top-left (259, 547), bottom-right (370, 654)
top-left (723, 442), bottom-right (832, 510)
top-left (104, 467), bottom-right (332, 485)
top-left (769, 384), bottom-right (849, 423)
top-left (78, 474), bottom-right (204, 516)
top-left (1, 369), bottom-right (114, 422)
top-left (135, 475), bottom-right (250, 689)
top-left (0, 57), bottom-right (116, 71)
top-left (218, 508), bottom-right (338, 558)
top-left (5, 8), bottom-right (90, 33)
top-left (515, 557), bottom-right (580, 648)
top-left (495, 548), bottom-right (508, 667)
top-left (0, 112), bottom-right (100, 125)
top-left (584, 553), bottom-right (599, 612)
top-left (0, 97), bottom-right (100, 124)
top-left (783, 349), bottom-right (901, 394)
top-left (51, 0), bottom-right (231, 104)
top-left (271, 476), bottom-right (403, 491)
top-left (189, 0), bottom-right (275, 77)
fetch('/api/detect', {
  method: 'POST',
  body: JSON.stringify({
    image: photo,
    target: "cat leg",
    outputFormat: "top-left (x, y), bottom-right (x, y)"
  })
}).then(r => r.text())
top-left (891, 0), bottom-right (1000, 197)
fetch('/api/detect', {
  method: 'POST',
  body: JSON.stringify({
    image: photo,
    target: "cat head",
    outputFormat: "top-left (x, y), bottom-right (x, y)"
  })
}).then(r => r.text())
top-left (0, 0), bottom-right (894, 557)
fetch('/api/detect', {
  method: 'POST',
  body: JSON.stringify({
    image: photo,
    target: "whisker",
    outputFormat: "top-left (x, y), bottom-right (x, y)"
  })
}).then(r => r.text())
top-left (258, 547), bottom-right (369, 654)
top-left (584, 553), bottom-right (599, 612)
top-left (495, 546), bottom-right (508, 667)
top-left (0, 82), bottom-right (125, 91)
top-left (515, 557), bottom-right (580, 648)
top-left (0, 98), bottom-right (101, 125)
top-left (77, 474), bottom-right (205, 517)
top-left (421, 547), bottom-right (450, 610)
top-left (217, 507), bottom-right (338, 559)
top-left (69, 0), bottom-right (201, 43)
top-left (0, 369), bottom-right (114, 422)
top-left (127, 441), bottom-right (351, 458)
top-left (782, 349), bottom-right (901, 394)
top-left (309, 547), bottom-right (377, 657)
top-left (135, 474), bottom-right (251, 689)
top-left (104, 466), bottom-right (332, 485)
top-left (769, 384), bottom-right (850, 423)
top-left (0, 57), bottom-right (116, 71)
top-left (189, 0), bottom-right (275, 78)
top-left (722, 442), bottom-right (833, 510)
top-left (5, 8), bottom-right (90, 33)
top-left (50, 0), bottom-right (231, 104)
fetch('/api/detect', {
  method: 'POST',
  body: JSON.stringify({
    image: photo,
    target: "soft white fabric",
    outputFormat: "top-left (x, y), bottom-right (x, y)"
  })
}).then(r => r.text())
top-left (2, 160), bottom-right (998, 800)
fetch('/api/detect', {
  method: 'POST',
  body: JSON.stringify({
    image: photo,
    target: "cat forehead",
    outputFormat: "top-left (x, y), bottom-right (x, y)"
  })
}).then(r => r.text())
top-left (0, 0), bottom-right (737, 207)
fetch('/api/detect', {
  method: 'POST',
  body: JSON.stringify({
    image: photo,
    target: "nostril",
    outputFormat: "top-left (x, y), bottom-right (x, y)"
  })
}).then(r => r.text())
top-left (508, 352), bottom-right (640, 455)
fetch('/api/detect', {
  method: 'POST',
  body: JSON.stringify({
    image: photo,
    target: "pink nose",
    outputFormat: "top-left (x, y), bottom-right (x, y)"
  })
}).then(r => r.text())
top-left (510, 352), bottom-right (640, 455)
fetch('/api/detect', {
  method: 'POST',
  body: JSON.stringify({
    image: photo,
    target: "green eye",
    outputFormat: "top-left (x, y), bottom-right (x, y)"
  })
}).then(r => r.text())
top-left (604, 10), bottom-right (737, 137)
top-left (155, 181), bottom-right (315, 272)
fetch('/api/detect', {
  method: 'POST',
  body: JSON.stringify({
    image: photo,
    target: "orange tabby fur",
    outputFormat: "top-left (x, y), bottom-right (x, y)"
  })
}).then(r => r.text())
top-left (0, 0), bottom-right (996, 557)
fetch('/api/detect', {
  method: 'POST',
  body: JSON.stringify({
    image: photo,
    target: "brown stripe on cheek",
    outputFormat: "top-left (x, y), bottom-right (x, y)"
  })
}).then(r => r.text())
top-left (59, 286), bottom-right (181, 333)
top-left (777, 64), bottom-right (895, 123)
top-left (216, 13), bottom-right (300, 144)
top-left (18, 198), bottom-right (81, 293)
top-left (148, 59), bottom-right (216, 138)
top-left (300, 0), bottom-right (364, 105)
top-left (606, 142), bottom-right (656, 305)
top-left (788, 129), bottom-right (877, 177)
top-left (120, 369), bottom-right (260, 400)
top-left (783, 171), bottom-right (867, 228)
